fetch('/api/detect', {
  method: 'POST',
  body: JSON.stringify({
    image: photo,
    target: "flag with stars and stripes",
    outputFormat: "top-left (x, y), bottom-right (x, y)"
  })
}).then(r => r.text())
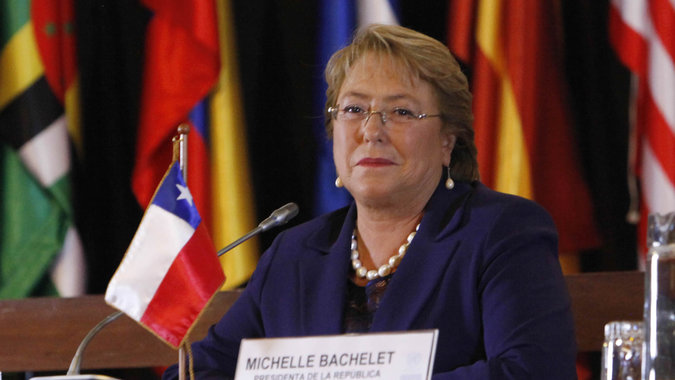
top-left (0, 0), bottom-right (85, 298)
top-left (609, 0), bottom-right (675, 265)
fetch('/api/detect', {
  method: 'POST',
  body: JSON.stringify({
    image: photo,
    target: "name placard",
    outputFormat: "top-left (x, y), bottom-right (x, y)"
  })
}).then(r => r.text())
top-left (234, 330), bottom-right (438, 380)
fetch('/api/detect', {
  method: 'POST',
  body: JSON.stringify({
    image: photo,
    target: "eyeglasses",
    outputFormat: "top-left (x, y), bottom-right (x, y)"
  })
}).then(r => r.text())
top-left (327, 104), bottom-right (443, 125)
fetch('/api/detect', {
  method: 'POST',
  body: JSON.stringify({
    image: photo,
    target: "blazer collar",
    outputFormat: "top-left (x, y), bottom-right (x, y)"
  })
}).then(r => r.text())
top-left (305, 180), bottom-right (474, 253)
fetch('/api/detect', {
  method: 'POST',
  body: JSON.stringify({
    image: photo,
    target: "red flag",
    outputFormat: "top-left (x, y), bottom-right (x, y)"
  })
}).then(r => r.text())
top-left (31, 0), bottom-right (77, 104)
top-left (447, 0), bottom-right (601, 255)
top-left (609, 0), bottom-right (675, 263)
top-left (132, 0), bottom-right (219, 226)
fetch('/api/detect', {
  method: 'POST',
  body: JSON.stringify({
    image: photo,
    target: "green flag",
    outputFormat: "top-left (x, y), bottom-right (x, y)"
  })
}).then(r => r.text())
top-left (0, 0), bottom-right (85, 298)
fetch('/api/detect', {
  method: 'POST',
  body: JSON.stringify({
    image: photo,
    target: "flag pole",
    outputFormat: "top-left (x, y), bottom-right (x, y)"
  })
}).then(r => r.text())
top-left (173, 123), bottom-right (190, 380)
top-left (178, 347), bottom-right (187, 380)
top-left (173, 123), bottom-right (190, 182)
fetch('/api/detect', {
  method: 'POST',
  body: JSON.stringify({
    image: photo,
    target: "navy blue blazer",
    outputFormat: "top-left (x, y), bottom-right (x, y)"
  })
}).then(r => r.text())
top-left (164, 181), bottom-right (577, 379)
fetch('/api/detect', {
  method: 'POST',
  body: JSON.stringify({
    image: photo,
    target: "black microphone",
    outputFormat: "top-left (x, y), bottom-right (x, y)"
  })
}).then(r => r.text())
top-left (217, 202), bottom-right (299, 256)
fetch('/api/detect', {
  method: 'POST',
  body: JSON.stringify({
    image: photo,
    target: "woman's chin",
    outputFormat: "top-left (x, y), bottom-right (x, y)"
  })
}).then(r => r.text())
top-left (350, 183), bottom-right (400, 207)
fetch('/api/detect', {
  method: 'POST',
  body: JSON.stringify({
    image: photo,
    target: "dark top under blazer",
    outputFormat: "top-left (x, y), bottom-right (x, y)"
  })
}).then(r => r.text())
top-left (163, 181), bottom-right (577, 379)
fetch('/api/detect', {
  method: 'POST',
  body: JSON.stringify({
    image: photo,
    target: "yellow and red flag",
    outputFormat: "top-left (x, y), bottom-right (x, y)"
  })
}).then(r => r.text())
top-left (447, 0), bottom-right (601, 263)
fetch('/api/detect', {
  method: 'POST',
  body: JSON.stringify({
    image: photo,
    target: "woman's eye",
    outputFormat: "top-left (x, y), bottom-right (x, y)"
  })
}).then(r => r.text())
top-left (344, 105), bottom-right (365, 113)
top-left (393, 108), bottom-right (415, 117)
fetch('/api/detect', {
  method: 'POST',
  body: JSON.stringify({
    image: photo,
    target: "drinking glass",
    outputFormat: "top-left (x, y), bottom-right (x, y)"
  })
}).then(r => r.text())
top-left (601, 320), bottom-right (643, 380)
top-left (643, 212), bottom-right (675, 380)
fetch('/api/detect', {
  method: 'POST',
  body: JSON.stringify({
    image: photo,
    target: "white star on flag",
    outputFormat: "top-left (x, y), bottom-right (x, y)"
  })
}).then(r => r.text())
top-left (176, 184), bottom-right (194, 206)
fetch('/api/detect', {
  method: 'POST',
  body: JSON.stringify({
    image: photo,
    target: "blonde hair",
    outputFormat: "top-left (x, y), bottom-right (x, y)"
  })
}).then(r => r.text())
top-left (324, 24), bottom-right (478, 181)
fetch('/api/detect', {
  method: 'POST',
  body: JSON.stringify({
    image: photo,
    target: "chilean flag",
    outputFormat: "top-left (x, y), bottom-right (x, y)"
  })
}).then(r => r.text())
top-left (105, 162), bottom-right (225, 348)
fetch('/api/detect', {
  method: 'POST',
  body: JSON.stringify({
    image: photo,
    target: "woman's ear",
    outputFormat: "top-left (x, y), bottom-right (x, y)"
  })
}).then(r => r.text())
top-left (441, 133), bottom-right (457, 167)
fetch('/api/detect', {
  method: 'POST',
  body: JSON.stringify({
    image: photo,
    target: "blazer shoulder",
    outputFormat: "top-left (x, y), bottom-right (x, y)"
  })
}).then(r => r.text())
top-left (282, 206), bottom-right (348, 239)
top-left (470, 182), bottom-right (553, 219)
top-left (266, 205), bottom-right (351, 255)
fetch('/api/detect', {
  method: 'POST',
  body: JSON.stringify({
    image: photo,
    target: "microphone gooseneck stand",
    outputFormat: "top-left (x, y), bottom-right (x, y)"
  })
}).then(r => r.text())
top-left (29, 202), bottom-right (299, 380)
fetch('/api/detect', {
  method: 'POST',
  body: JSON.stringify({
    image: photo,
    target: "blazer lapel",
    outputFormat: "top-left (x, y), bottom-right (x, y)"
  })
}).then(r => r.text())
top-left (370, 182), bottom-right (473, 331)
top-left (298, 205), bottom-right (357, 335)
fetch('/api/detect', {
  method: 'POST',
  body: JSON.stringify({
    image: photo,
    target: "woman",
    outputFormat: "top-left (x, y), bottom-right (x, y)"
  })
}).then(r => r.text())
top-left (164, 24), bottom-right (576, 379)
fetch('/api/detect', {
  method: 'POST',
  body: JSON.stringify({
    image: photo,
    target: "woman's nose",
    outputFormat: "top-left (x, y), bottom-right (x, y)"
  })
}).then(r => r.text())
top-left (363, 111), bottom-right (386, 142)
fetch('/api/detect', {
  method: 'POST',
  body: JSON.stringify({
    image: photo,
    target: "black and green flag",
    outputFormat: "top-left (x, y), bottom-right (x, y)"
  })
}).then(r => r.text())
top-left (0, 0), bottom-right (85, 298)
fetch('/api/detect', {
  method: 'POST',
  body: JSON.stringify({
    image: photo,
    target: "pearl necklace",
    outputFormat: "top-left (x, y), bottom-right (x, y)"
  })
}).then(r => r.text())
top-left (351, 223), bottom-right (420, 281)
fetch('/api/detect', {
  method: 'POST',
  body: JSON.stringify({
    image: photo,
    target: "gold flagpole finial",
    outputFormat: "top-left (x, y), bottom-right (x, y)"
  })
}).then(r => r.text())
top-left (172, 124), bottom-right (190, 182)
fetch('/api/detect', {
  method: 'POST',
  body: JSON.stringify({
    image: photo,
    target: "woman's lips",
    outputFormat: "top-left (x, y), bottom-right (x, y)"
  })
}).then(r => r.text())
top-left (357, 158), bottom-right (394, 167)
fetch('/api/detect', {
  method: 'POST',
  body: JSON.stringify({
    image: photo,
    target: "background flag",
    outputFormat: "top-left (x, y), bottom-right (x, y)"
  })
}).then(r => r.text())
top-left (209, 0), bottom-right (259, 288)
top-left (106, 162), bottom-right (225, 348)
top-left (0, 0), bottom-right (85, 298)
top-left (133, 0), bottom-right (257, 288)
top-left (312, 0), bottom-right (398, 216)
top-left (447, 0), bottom-right (601, 270)
top-left (131, 0), bottom-right (219, 210)
top-left (609, 0), bottom-right (675, 264)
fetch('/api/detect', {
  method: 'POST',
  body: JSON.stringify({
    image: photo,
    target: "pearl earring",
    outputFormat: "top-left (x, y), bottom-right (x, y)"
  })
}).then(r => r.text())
top-left (335, 177), bottom-right (343, 188)
top-left (445, 167), bottom-right (454, 190)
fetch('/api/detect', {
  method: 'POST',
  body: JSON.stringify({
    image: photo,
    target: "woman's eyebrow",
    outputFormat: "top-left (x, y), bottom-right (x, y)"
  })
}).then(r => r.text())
top-left (339, 92), bottom-right (419, 103)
